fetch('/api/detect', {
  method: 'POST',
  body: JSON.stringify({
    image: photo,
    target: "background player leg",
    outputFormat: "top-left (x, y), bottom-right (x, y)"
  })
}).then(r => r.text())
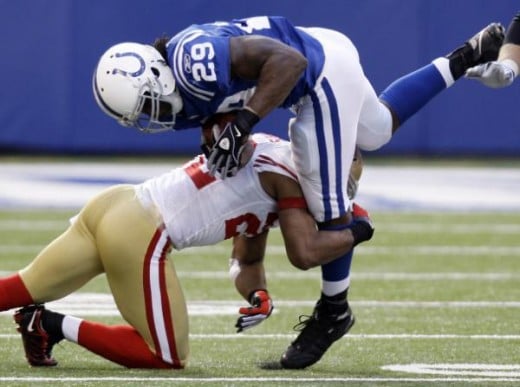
top-left (357, 23), bottom-right (505, 151)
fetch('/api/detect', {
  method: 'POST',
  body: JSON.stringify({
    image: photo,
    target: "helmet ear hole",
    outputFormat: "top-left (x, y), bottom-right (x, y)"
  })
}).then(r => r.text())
top-left (151, 67), bottom-right (160, 77)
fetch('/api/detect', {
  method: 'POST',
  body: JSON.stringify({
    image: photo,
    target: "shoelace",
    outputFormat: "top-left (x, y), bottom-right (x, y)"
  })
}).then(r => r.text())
top-left (292, 314), bottom-right (313, 332)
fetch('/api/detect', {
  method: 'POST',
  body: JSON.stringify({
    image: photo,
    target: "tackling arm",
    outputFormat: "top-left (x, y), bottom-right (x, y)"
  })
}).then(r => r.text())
top-left (260, 171), bottom-right (374, 270)
top-left (278, 208), bottom-right (360, 270)
top-left (230, 232), bottom-right (269, 300)
top-left (231, 232), bottom-right (273, 332)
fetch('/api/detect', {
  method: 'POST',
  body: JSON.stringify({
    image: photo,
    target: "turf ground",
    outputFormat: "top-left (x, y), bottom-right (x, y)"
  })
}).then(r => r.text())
top-left (0, 208), bottom-right (519, 386)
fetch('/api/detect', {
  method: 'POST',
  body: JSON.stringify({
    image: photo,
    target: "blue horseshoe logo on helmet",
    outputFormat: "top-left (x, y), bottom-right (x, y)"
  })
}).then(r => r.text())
top-left (112, 52), bottom-right (146, 77)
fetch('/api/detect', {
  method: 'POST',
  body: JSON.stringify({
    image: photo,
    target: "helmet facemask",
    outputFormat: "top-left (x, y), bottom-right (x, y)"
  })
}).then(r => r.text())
top-left (129, 80), bottom-right (183, 133)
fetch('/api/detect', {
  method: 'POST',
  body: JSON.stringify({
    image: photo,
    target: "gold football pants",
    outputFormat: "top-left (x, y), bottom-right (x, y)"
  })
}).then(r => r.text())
top-left (19, 185), bottom-right (189, 366)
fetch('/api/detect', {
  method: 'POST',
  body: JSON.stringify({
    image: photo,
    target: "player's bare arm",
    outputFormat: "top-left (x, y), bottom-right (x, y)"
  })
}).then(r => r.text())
top-left (260, 172), bottom-right (367, 271)
top-left (231, 232), bottom-right (268, 300)
top-left (231, 232), bottom-right (274, 333)
top-left (230, 35), bottom-right (307, 117)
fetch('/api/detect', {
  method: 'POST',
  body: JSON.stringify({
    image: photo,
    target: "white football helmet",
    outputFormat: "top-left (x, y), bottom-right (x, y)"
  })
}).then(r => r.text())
top-left (93, 42), bottom-right (183, 133)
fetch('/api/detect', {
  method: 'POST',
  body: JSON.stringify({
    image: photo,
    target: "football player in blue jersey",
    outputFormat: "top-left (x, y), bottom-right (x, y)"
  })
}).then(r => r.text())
top-left (92, 16), bottom-right (504, 369)
top-left (467, 12), bottom-right (520, 88)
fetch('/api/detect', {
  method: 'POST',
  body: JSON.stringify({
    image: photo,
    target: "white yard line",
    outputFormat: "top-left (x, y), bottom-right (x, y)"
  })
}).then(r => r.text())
top-left (2, 219), bottom-right (520, 234)
top-left (1, 270), bottom-right (519, 281)
top-left (1, 333), bottom-right (519, 340)
top-left (382, 363), bottom-right (520, 378)
top-left (1, 163), bottom-right (520, 211)
top-left (177, 271), bottom-right (520, 280)
top-left (0, 376), bottom-right (517, 383)
top-left (0, 294), bottom-right (519, 318)
top-left (0, 220), bottom-right (69, 230)
top-left (2, 244), bottom-right (520, 256)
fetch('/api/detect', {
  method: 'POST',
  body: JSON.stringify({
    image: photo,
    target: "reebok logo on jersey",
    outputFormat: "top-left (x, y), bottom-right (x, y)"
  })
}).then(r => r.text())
top-left (183, 54), bottom-right (192, 73)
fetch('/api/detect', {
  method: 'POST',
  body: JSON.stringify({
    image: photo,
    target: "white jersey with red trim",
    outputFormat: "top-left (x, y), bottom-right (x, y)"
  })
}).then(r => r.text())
top-left (136, 133), bottom-right (298, 250)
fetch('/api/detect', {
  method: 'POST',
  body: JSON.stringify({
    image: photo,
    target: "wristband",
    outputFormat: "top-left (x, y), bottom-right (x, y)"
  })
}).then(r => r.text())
top-left (234, 108), bottom-right (260, 135)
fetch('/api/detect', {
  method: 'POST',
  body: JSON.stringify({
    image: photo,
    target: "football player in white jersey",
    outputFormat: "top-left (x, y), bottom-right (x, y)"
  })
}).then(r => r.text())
top-left (467, 12), bottom-right (520, 88)
top-left (92, 16), bottom-right (504, 368)
top-left (2, 120), bottom-right (373, 369)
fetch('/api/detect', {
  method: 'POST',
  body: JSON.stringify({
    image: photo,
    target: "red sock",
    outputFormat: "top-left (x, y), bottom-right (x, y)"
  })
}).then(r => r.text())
top-left (78, 321), bottom-right (180, 369)
top-left (0, 273), bottom-right (33, 310)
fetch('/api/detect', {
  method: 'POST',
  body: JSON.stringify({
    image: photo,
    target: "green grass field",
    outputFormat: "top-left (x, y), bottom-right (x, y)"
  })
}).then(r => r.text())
top-left (0, 209), bottom-right (519, 386)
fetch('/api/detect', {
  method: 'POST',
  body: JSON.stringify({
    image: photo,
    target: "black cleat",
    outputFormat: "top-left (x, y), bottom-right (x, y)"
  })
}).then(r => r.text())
top-left (13, 304), bottom-right (61, 366)
top-left (466, 23), bottom-right (505, 65)
top-left (280, 300), bottom-right (355, 369)
top-left (447, 23), bottom-right (505, 79)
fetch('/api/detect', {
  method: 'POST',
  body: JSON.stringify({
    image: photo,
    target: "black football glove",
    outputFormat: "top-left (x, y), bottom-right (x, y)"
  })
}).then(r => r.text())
top-left (350, 203), bottom-right (375, 246)
top-left (200, 139), bottom-right (212, 159)
top-left (207, 109), bottom-right (259, 178)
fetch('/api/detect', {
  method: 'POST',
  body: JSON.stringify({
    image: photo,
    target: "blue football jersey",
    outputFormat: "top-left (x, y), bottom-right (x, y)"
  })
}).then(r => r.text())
top-left (166, 16), bottom-right (325, 129)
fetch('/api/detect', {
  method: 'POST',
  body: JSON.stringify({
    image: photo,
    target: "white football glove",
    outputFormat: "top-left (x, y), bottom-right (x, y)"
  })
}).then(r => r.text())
top-left (465, 60), bottom-right (517, 88)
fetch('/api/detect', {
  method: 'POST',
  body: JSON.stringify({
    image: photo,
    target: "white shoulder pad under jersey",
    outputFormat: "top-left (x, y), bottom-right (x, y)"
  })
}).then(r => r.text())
top-left (136, 133), bottom-right (297, 250)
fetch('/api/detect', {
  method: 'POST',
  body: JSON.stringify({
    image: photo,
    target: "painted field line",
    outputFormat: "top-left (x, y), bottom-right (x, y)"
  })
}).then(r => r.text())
top-left (382, 363), bottom-right (520, 378)
top-left (0, 220), bottom-right (68, 230)
top-left (191, 333), bottom-right (520, 340)
top-left (2, 219), bottom-right (520, 234)
top-left (190, 333), bottom-right (520, 340)
top-left (1, 333), bottom-right (519, 340)
top-left (176, 271), bottom-right (520, 280)
top-left (0, 376), bottom-right (517, 383)
top-left (1, 270), bottom-right (517, 281)
top-left (182, 244), bottom-right (520, 257)
top-left (186, 299), bottom-right (520, 308)
top-left (375, 223), bottom-right (520, 234)
top-left (1, 296), bottom-right (520, 318)
top-left (2, 244), bottom-right (520, 256)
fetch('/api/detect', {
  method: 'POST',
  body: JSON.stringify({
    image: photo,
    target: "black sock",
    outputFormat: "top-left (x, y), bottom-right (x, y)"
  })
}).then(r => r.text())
top-left (42, 310), bottom-right (65, 342)
top-left (446, 43), bottom-right (473, 80)
top-left (320, 290), bottom-right (349, 319)
top-left (321, 290), bottom-right (348, 304)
